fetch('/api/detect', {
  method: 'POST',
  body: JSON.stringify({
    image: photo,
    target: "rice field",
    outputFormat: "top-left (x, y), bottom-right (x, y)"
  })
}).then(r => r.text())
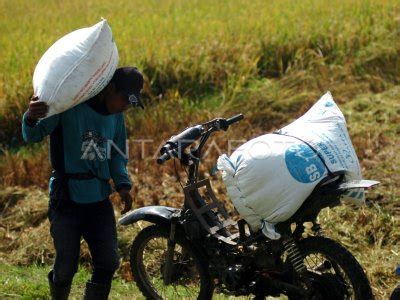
top-left (0, 0), bottom-right (399, 298)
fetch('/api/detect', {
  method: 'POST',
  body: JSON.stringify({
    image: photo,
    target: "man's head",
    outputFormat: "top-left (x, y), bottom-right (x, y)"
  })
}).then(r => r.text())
top-left (102, 67), bottom-right (144, 114)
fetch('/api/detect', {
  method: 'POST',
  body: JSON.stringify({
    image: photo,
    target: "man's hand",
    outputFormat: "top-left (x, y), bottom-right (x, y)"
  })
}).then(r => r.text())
top-left (26, 96), bottom-right (49, 123)
top-left (119, 188), bottom-right (133, 214)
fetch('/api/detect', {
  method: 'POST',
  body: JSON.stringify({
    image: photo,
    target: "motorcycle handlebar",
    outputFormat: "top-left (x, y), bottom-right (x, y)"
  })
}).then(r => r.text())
top-left (157, 113), bottom-right (244, 164)
top-left (157, 152), bottom-right (170, 165)
top-left (226, 114), bottom-right (244, 126)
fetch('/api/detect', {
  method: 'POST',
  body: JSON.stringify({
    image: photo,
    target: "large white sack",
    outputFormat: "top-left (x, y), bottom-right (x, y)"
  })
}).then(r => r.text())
top-left (33, 19), bottom-right (119, 118)
top-left (218, 134), bottom-right (328, 230)
top-left (217, 92), bottom-right (364, 231)
top-left (278, 92), bottom-right (364, 205)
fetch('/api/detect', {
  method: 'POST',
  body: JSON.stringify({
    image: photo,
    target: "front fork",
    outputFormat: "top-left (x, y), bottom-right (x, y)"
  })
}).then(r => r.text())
top-left (163, 213), bottom-right (179, 285)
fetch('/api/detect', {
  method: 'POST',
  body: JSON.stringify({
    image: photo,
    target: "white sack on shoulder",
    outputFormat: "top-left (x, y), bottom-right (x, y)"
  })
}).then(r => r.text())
top-left (33, 19), bottom-right (119, 118)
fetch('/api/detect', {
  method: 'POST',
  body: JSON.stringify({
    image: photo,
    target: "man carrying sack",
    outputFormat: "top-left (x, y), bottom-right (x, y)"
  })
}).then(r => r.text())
top-left (22, 67), bottom-right (144, 299)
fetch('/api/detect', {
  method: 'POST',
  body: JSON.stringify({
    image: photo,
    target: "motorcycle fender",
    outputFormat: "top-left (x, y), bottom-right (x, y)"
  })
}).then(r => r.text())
top-left (337, 180), bottom-right (380, 191)
top-left (117, 206), bottom-right (179, 226)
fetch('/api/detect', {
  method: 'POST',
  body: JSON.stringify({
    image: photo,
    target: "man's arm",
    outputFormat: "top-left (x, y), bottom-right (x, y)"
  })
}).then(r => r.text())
top-left (109, 113), bottom-right (133, 213)
top-left (22, 96), bottom-right (60, 143)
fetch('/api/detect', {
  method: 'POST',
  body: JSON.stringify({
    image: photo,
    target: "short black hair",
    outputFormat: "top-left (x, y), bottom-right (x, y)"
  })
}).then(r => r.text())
top-left (110, 67), bottom-right (143, 98)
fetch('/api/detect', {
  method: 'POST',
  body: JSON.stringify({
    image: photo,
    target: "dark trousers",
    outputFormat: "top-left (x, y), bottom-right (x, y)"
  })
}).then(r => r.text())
top-left (47, 196), bottom-right (120, 286)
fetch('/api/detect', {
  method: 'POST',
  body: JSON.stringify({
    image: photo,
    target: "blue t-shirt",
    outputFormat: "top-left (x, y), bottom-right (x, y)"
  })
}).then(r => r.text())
top-left (22, 101), bottom-right (132, 203)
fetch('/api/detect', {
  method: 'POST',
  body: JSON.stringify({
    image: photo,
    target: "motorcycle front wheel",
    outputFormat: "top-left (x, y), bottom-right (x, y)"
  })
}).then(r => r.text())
top-left (129, 224), bottom-right (214, 300)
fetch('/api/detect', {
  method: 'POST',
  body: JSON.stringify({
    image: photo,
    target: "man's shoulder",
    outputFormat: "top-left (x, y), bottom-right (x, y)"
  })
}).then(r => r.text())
top-left (112, 112), bottom-right (125, 123)
top-left (116, 112), bottom-right (125, 119)
top-left (60, 102), bottom-right (87, 117)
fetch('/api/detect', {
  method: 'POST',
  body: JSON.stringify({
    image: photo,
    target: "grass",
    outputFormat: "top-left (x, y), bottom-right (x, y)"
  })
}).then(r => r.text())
top-left (0, 0), bottom-right (399, 299)
top-left (0, 263), bottom-right (144, 299)
top-left (0, 264), bottom-right (282, 299)
top-left (0, 0), bottom-right (399, 143)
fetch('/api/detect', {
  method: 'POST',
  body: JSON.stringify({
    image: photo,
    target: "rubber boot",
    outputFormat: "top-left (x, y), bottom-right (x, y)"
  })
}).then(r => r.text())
top-left (48, 270), bottom-right (72, 300)
top-left (83, 281), bottom-right (111, 300)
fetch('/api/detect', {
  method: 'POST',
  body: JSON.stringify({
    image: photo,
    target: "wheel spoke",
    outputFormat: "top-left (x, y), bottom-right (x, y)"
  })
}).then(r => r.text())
top-left (135, 231), bottom-right (202, 299)
top-left (301, 252), bottom-right (355, 299)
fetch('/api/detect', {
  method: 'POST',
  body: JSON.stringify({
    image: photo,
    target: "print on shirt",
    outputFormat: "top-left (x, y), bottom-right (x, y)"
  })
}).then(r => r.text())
top-left (81, 130), bottom-right (107, 161)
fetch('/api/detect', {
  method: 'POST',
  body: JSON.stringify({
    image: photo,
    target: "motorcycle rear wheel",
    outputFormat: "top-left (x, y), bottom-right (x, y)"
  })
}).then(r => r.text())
top-left (291, 236), bottom-right (373, 300)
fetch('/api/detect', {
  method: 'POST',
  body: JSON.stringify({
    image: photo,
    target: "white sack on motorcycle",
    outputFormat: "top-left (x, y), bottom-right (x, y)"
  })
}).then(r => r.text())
top-left (217, 92), bottom-right (364, 231)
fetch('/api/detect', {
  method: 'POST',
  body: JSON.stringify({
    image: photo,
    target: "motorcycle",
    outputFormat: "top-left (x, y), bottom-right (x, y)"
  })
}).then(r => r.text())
top-left (118, 114), bottom-right (379, 299)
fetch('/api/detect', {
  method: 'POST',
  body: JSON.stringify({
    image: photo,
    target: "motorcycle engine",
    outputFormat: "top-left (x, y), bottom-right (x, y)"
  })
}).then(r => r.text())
top-left (221, 264), bottom-right (247, 291)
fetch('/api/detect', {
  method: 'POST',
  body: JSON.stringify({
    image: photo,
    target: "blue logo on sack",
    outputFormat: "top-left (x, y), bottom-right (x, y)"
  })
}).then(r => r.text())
top-left (285, 144), bottom-right (326, 183)
top-left (325, 101), bottom-right (334, 107)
